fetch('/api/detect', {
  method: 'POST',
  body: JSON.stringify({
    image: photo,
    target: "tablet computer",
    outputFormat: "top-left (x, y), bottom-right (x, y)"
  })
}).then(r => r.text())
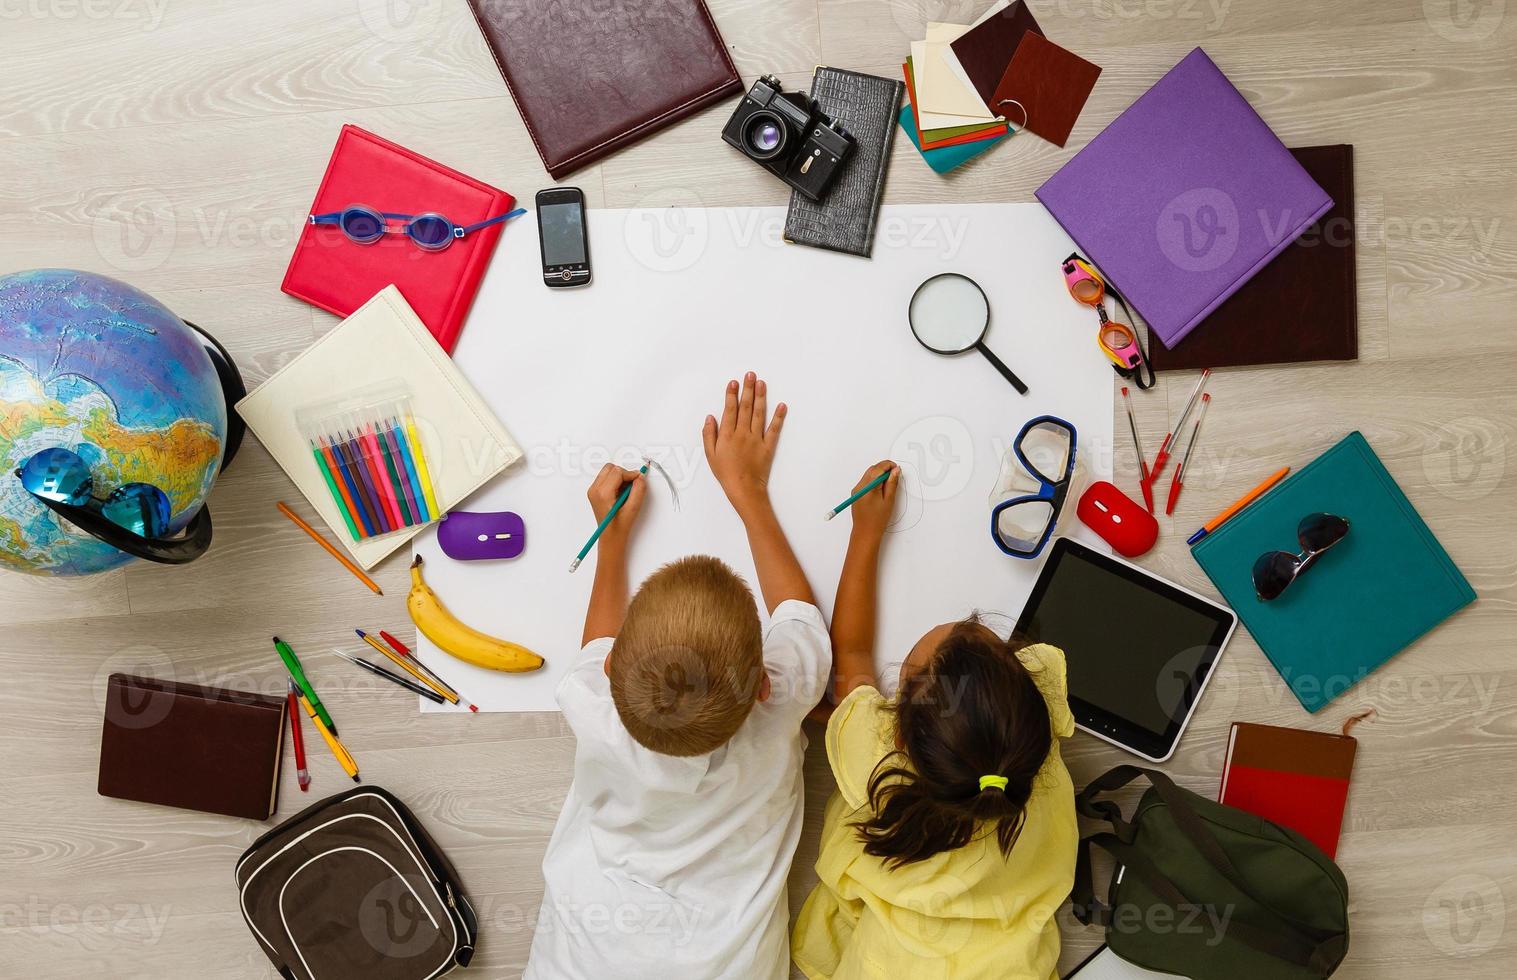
top-left (1015, 538), bottom-right (1237, 762)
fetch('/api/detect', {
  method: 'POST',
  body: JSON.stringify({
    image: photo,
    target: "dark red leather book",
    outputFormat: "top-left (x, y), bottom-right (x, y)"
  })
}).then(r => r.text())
top-left (282, 125), bottom-right (515, 353)
top-left (98, 674), bottom-right (286, 820)
top-left (1148, 144), bottom-right (1357, 371)
top-left (1219, 722), bottom-right (1357, 859)
top-left (466, 0), bottom-right (742, 180)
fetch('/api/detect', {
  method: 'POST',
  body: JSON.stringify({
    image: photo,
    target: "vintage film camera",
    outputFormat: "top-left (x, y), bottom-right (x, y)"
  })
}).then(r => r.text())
top-left (721, 75), bottom-right (855, 200)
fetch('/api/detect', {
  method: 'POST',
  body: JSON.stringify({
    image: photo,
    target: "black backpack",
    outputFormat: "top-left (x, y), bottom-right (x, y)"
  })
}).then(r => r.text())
top-left (236, 786), bottom-right (478, 980)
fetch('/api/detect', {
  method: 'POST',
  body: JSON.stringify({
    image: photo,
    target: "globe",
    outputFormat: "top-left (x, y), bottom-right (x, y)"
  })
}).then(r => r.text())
top-left (0, 269), bottom-right (229, 575)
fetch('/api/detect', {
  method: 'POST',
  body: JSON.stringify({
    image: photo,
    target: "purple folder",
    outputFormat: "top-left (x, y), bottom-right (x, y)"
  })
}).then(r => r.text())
top-left (1036, 48), bottom-right (1332, 349)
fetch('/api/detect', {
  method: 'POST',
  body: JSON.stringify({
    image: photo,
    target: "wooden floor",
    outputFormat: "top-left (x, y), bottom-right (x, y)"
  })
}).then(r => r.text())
top-left (4, 1), bottom-right (1515, 976)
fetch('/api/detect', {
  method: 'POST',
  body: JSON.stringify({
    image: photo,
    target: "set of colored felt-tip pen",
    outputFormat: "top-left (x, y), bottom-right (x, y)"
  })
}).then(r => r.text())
top-left (297, 384), bottom-right (439, 542)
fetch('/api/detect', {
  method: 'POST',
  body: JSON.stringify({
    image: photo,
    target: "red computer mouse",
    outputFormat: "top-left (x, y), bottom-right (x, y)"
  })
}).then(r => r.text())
top-left (1077, 481), bottom-right (1159, 558)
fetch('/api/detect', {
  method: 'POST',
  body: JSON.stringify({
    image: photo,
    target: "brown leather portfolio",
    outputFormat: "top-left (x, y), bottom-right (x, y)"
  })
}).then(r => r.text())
top-left (98, 673), bottom-right (286, 820)
top-left (466, 0), bottom-right (742, 180)
top-left (1148, 144), bottom-right (1358, 371)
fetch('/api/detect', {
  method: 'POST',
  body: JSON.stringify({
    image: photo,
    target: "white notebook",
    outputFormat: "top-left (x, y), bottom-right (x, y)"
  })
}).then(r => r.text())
top-left (1067, 946), bottom-right (1190, 979)
top-left (236, 286), bottom-right (521, 568)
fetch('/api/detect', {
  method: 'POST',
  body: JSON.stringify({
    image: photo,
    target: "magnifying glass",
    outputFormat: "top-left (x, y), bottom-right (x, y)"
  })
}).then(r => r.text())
top-left (908, 273), bottom-right (1029, 395)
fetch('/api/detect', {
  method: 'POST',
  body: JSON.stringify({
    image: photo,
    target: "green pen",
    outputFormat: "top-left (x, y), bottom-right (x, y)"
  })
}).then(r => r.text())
top-left (825, 467), bottom-right (894, 522)
top-left (273, 636), bottom-right (337, 736)
top-left (569, 461), bottom-right (648, 573)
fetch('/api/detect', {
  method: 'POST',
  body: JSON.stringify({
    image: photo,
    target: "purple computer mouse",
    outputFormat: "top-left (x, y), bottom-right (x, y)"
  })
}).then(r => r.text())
top-left (438, 511), bottom-right (526, 561)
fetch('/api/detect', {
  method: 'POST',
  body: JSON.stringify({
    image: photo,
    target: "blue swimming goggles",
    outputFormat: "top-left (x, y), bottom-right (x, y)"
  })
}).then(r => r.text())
top-left (309, 204), bottom-right (527, 251)
top-left (990, 416), bottom-right (1077, 559)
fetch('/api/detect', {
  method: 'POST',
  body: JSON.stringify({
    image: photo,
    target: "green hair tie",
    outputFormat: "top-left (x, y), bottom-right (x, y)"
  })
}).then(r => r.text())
top-left (979, 774), bottom-right (1010, 792)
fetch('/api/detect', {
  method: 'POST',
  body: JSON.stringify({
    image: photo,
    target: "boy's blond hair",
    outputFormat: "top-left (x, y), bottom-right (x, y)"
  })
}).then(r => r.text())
top-left (609, 556), bottom-right (764, 756)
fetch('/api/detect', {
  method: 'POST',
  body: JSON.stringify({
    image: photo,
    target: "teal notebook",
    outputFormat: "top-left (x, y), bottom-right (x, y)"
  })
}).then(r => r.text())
top-left (1192, 432), bottom-right (1474, 712)
top-left (898, 105), bottom-right (1007, 175)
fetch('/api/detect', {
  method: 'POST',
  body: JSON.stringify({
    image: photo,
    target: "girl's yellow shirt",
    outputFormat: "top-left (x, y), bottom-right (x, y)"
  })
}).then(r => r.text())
top-left (791, 643), bottom-right (1078, 980)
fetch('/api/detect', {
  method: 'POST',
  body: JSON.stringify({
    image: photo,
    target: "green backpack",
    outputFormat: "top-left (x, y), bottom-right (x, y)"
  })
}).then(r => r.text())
top-left (1070, 766), bottom-right (1350, 979)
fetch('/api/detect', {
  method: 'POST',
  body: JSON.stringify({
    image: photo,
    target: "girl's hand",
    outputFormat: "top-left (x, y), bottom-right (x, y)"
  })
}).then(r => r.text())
top-left (848, 461), bottom-right (900, 542)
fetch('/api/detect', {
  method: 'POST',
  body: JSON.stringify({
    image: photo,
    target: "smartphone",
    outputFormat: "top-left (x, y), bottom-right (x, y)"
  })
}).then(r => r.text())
top-left (536, 187), bottom-right (591, 288)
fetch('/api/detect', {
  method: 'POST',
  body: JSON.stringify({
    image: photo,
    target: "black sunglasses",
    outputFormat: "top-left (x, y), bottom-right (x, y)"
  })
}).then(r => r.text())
top-left (1252, 513), bottom-right (1350, 601)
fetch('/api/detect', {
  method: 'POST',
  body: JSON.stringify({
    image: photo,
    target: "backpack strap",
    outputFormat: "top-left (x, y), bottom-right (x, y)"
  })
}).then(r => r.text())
top-left (1073, 764), bottom-right (1143, 841)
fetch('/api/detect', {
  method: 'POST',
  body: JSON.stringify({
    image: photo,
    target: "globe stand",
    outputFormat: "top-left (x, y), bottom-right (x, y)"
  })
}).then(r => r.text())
top-left (182, 320), bottom-right (246, 473)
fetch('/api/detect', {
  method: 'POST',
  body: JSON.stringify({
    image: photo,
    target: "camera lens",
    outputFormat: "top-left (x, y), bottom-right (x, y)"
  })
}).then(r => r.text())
top-left (752, 123), bottom-right (781, 152)
top-left (744, 112), bottom-right (787, 160)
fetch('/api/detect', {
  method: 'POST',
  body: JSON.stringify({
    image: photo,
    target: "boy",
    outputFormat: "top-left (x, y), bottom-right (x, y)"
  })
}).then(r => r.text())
top-left (524, 373), bottom-right (831, 980)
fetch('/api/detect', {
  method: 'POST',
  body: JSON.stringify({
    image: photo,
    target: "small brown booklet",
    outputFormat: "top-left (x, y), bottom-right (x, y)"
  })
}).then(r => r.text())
top-left (98, 673), bottom-right (286, 820)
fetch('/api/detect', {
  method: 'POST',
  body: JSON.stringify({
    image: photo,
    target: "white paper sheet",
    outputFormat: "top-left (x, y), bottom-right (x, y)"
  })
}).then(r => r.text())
top-left (412, 204), bottom-right (1114, 712)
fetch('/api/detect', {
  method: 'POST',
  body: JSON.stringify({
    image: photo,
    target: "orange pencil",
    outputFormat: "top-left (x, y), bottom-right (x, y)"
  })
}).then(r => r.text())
top-left (1185, 467), bottom-right (1290, 545)
top-left (276, 501), bottom-right (383, 595)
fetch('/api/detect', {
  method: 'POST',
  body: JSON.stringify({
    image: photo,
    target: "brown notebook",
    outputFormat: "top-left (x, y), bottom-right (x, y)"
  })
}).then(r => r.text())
top-left (1219, 722), bottom-right (1358, 858)
top-left (1148, 144), bottom-right (1357, 371)
top-left (465, 0), bottom-right (742, 180)
top-left (98, 673), bottom-right (286, 820)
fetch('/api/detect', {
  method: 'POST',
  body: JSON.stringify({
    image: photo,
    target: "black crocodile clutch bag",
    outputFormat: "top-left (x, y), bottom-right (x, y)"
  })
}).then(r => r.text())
top-left (784, 67), bottom-right (904, 258)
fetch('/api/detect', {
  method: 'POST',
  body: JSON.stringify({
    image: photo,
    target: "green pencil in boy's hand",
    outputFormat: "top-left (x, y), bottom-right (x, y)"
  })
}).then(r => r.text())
top-left (825, 467), bottom-right (894, 522)
top-left (570, 462), bottom-right (649, 573)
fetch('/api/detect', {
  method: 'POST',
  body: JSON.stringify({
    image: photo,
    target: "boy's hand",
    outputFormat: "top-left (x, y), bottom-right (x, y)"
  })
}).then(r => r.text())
top-left (703, 371), bottom-right (786, 517)
top-left (587, 464), bottom-right (646, 545)
top-left (847, 461), bottom-right (900, 542)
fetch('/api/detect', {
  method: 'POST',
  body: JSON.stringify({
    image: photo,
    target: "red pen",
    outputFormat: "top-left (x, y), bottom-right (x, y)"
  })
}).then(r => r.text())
top-left (1166, 393), bottom-right (1210, 515)
top-left (378, 630), bottom-right (411, 658)
top-left (1121, 386), bottom-right (1154, 513)
top-left (1150, 368), bottom-right (1211, 484)
top-left (378, 629), bottom-right (479, 712)
top-left (287, 679), bottom-right (311, 792)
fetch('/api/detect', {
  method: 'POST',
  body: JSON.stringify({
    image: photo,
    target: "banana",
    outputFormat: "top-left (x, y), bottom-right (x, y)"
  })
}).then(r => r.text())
top-left (407, 556), bottom-right (544, 672)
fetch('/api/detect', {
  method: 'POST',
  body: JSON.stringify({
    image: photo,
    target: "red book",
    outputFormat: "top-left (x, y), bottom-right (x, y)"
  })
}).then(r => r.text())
top-left (282, 125), bottom-right (515, 353)
top-left (1219, 722), bottom-right (1357, 859)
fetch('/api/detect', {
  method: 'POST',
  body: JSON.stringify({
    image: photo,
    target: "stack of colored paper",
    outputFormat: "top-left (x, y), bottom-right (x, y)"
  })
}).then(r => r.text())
top-left (900, 0), bottom-right (1103, 173)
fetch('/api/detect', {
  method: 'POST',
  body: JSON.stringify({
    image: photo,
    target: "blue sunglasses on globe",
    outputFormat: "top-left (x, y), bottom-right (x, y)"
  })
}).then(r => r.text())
top-left (18, 446), bottom-right (172, 538)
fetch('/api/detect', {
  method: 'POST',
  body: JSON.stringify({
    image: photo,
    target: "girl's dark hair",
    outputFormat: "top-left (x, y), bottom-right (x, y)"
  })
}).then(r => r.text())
top-left (853, 619), bottom-right (1053, 867)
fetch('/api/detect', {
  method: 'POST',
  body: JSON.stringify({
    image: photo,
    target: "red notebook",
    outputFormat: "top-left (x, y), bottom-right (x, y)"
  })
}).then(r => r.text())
top-left (1219, 722), bottom-right (1358, 859)
top-left (282, 125), bottom-right (515, 353)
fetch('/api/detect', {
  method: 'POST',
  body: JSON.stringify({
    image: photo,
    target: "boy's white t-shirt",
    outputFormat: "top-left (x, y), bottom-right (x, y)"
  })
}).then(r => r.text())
top-left (524, 599), bottom-right (832, 980)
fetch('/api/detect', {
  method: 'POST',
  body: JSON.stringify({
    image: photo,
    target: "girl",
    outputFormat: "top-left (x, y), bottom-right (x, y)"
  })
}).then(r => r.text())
top-left (792, 462), bottom-right (1078, 980)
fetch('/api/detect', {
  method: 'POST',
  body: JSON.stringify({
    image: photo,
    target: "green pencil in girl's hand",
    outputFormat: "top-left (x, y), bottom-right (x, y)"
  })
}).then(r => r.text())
top-left (570, 462), bottom-right (649, 572)
top-left (826, 467), bottom-right (894, 521)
